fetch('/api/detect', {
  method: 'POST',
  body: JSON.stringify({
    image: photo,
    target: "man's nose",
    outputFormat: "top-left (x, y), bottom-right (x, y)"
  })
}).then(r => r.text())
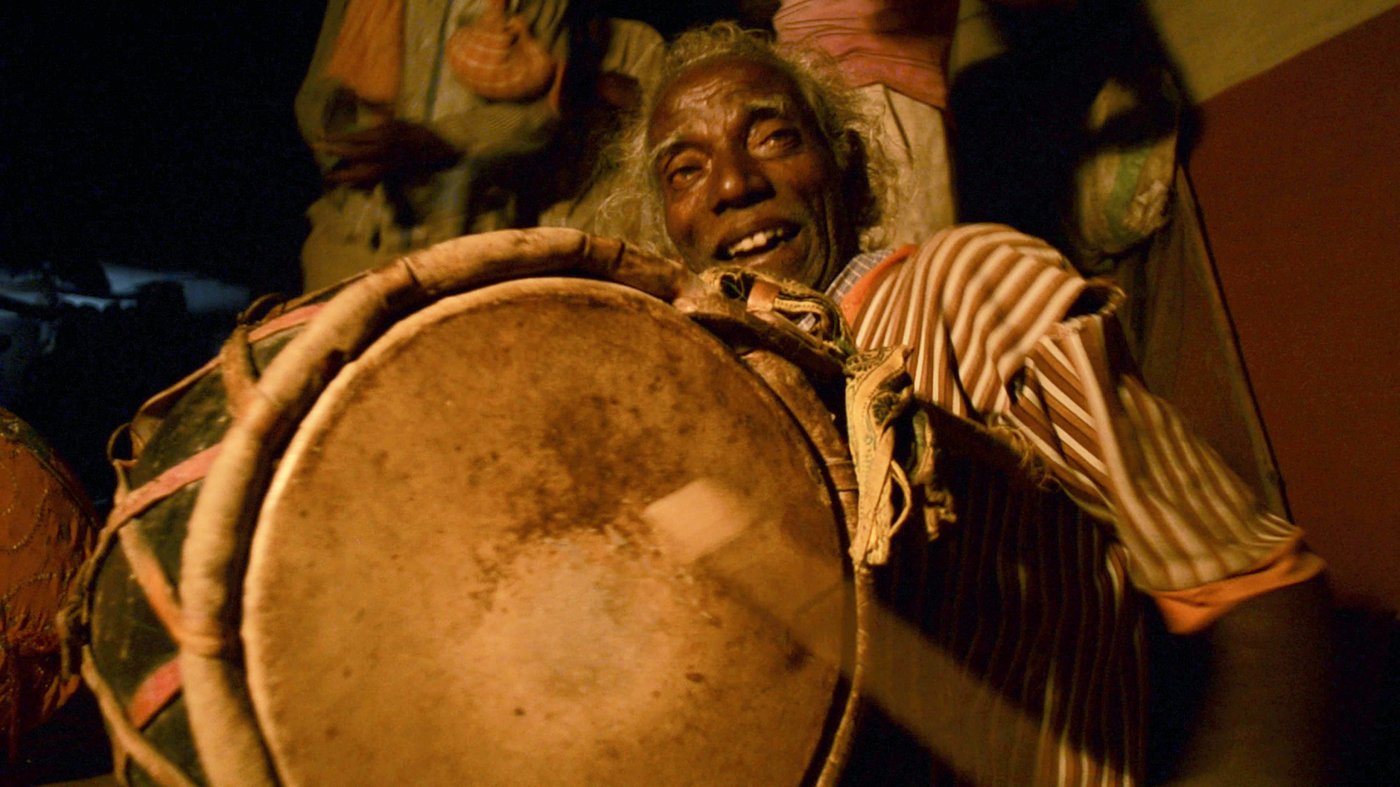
top-left (710, 149), bottom-right (774, 212)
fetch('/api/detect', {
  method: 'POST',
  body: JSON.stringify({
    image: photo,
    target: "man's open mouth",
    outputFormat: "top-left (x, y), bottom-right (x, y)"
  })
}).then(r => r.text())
top-left (716, 225), bottom-right (798, 261)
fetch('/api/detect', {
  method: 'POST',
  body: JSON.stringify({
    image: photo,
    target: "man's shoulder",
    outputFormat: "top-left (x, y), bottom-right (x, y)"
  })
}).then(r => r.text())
top-left (900, 224), bottom-right (1079, 284)
top-left (827, 223), bottom-right (1088, 328)
top-left (826, 247), bottom-right (901, 302)
top-left (911, 223), bottom-right (1062, 255)
top-left (829, 223), bottom-right (1070, 297)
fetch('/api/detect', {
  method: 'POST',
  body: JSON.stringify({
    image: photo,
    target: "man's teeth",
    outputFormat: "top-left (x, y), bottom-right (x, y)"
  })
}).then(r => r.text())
top-left (726, 227), bottom-right (791, 257)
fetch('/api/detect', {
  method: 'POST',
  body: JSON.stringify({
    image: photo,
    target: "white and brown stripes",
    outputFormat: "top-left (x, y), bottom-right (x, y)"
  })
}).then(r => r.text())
top-left (837, 223), bottom-right (1305, 594)
top-left (843, 226), bottom-right (1087, 420)
top-left (829, 222), bottom-right (1315, 785)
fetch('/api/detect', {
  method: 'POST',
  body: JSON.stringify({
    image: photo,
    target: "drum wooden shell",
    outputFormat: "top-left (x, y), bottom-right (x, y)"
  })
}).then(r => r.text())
top-left (72, 229), bottom-right (854, 786)
top-left (1, 406), bottom-right (97, 757)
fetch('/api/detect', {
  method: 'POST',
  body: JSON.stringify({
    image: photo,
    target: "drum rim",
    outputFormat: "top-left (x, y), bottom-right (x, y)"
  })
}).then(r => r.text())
top-left (174, 228), bottom-right (857, 786)
top-left (178, 229), bottom-right (686, 786)
top-left (242, 275), bottom-right (847, 784)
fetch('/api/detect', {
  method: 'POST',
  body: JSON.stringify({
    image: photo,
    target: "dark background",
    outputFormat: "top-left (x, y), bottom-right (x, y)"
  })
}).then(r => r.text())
top-left (4, 5), bottom-right (327, 510)
top-left (2, 3), bottom-right (750, 292)
top-left (5, 5), bottom-right (324, 293)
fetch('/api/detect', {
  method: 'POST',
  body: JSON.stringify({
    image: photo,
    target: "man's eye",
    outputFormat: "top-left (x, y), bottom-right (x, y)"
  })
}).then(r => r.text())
top-left (665, 162), bottom-right (704, 189)
top-left (755, 126), bottom-right (801, 153)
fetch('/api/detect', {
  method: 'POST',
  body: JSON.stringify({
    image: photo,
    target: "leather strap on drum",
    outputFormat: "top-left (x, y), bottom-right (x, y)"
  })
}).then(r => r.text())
top-left (73, 299), bottom-right (329, 659)
top-left (844, 346), bottom-right (945, 568)
top-left (681, 267), bottom-right (851, 385)
top-left (64, 297), bottom-right (333, 786)
top-left (177, 229), bottom-right (692, 786)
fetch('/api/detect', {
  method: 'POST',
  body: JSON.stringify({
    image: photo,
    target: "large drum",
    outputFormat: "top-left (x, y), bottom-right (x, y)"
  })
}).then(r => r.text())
top-left (68, 229), bottom-right (859, 786)
top-left (1, 406), bottom-right (97, 758)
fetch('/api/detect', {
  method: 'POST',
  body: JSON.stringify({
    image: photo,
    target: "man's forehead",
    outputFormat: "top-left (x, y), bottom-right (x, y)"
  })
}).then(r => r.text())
top-left (667, 55), bottom-right (803, 103)
top-left (647, 56), bottom-right (811, 144)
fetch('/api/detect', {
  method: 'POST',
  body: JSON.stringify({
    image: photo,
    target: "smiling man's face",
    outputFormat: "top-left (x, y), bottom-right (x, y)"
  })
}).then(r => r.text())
top-left (646, 56), bottom-right (852, 289)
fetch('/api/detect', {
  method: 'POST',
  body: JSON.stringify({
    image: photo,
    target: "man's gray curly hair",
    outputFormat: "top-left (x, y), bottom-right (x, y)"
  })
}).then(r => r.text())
top-left (598, 22), bottom-right (884, 258)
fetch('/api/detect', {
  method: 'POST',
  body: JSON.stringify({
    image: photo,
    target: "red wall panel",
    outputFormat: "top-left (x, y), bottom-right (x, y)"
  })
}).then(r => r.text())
top-left (1187, 7), bottom-right (1400, 609)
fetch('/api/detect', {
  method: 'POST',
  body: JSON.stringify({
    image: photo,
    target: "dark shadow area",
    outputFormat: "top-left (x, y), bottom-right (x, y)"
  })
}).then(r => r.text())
top-left (3, 5), bottom-right (320, 295)
top-left (948, 0), bottom-right (1197, 262)
top-left (1146, 589), bottom-right (1400, 786)
top-left (3, 3), bottom-right (325, 506)
top-left (1328, 605), bottom-right (1400, 785)
top-left (840, 406), bottom-right (1147, 784)
top-left (2, 268), bottom-right (247, 513)
top-left (1141, 600), bottom-right (1210, 785)
top-left (6, 686), bottom-right (113, 785)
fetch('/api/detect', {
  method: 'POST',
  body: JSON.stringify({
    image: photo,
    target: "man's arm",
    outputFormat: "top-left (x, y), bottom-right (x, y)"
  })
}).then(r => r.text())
top-left (838, 224), bottom-right (1333, 783)
top-left (1164, 576), bottom-right (1332, 786)
top-left (294, 0), bottom-right (353, 154)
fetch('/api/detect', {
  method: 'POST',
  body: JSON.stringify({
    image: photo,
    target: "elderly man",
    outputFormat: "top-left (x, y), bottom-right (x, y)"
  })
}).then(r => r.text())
top-left (610, 22), bottom-right (1330, 787)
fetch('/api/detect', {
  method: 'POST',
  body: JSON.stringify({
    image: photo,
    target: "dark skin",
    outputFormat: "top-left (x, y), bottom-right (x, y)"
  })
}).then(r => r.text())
top-left (647, 57), bottom-right (855, 289)
top-left (650, 56), bottom-right (1331, 785)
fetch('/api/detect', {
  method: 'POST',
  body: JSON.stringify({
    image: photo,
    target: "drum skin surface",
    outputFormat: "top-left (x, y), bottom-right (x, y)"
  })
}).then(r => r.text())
top-left (244, 278), bottom-right (845, 785)
top-left (1, 406), bottom-right (96, 755)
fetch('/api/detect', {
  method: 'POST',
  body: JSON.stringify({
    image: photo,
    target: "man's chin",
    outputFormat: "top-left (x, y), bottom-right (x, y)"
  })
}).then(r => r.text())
top-left (742, 246), bottom-right (822, 287)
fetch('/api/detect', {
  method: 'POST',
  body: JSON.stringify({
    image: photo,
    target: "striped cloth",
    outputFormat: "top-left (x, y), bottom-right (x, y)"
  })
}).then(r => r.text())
top-left (826, 224), bottom-right (1323, 786)
top-left (840, 405), bottom-right (1148, 786)
top-left (830, 224), bottom-right (1322, 629)
top-left (324, 0), bottom-right (405, 106)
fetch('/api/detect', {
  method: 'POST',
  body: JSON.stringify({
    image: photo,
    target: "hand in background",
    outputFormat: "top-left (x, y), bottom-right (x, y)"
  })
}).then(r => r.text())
top-left (316, 120), bottom-right (460, 188)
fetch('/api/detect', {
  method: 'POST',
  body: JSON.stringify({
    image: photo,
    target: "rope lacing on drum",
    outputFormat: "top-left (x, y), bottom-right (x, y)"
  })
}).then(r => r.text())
top-left (695, 266), bottom-right (948, 564)
top-left (58, 296), bottom-right (328, 787)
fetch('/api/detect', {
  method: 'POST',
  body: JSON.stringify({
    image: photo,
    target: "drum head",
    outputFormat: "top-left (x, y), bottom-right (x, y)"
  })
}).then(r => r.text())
top-left (243, 278), bottom-right (845, 785)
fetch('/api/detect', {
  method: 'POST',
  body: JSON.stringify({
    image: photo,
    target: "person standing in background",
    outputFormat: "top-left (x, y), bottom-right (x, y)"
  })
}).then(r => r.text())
top-left (295, 0), bottom-right (662, 292)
